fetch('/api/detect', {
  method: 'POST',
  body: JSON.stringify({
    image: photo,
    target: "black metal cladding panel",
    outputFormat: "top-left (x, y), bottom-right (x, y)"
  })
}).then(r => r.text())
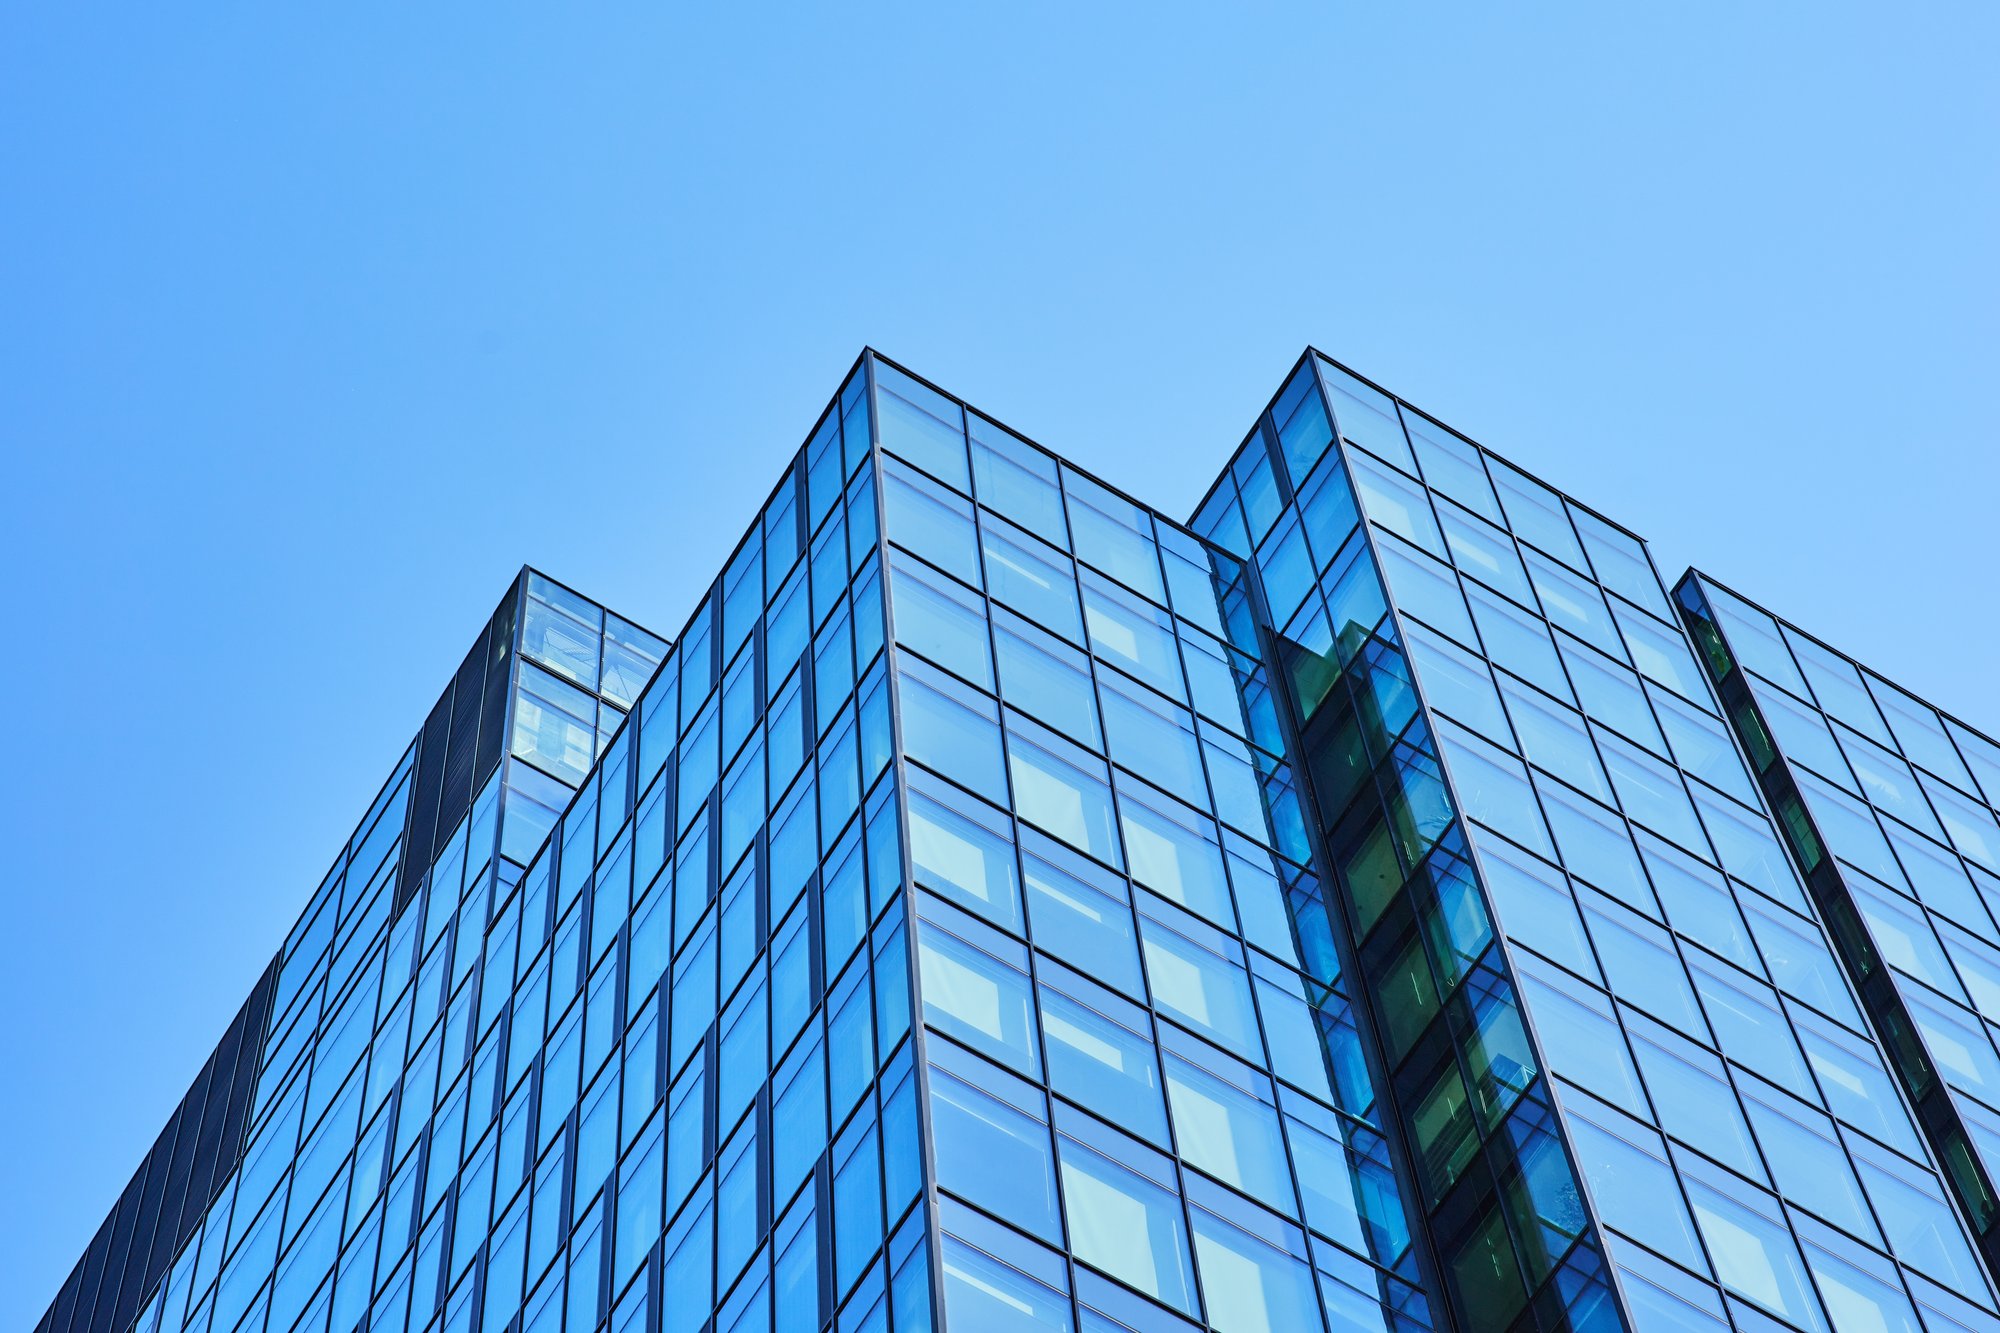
top-left (36, 956), bottom-right (280, 1333)
top-left (472, 656), bottom-right (510, 801)
top-left (115, 1073), bottom-right (197, 1323)
top-left (132, 1063), bottom-right (211, 1323)
top-left (395, 578), bottom-right (521, 915)
top-left (186, 981), bottom-right (261, 1212)
top-left (149, 1069), bottom-right (212, 1261)
top-left (436, 621), bottom-right (489, 860)
top-left (42, 1270), bottom-right (78, 1333)
top-left (51, 1083), bottom-right (168, 1333)
top-left (60, 1198), bottom-right (121, 1333)
top-left (44, 578), bottom-right (534, 1333)
top-left (398, 685), bottom-right (455, 913)
top-left (103, 1102), bottom-right (182, 1333)
top-left (472, 592), bottom-right (516, 789)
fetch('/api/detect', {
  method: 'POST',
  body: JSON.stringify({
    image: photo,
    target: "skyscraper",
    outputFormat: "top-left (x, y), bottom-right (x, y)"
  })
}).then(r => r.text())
top-left (34, 350), bottom-right (2000, 1333)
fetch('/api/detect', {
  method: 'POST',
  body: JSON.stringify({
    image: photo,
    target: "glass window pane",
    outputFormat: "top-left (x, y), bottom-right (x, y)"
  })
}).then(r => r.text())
top-left (1500, 677), bottom-right (1611, 803)
top-left (1740, 1090), bottom-right (1875, 1239)
top-left (971, 413), bottom-right (1067, 547)
top-left (523, 589), bottom-right (603, 689)
top-left (1164, 1055), bottom-right (1292, 1213)
top-left (1739, 896), bottom-right (1861, 1025)
top-left (1561, 638), bottom-right (1665, 751)
top-left (1627, 1024), bottom-right (1759, 1177)
top-left (941, 1234), bottom-right (1073, 1333)
top-left (1800, 1238), bottom-right (1921, 1333)
top-left (1682, 1177), bottom-right (1823, 1328)
top-left (1065, 471), bottom-right (1165, 604)
top-left (890, 554), bottom-right (993, 688)
top-left (995, 614), bottom-right (1100, 747)
top-left (1188, 1206), bottom-right (1321, 1333)
top-left (1140, 918), bottom-right (1261, 1061)
top-left (1272, 361), bottom-right (1334, 487)
top-left (1405, 621), bottom-right (1509, 741)
top-left (1351, 453), bottom-right (1443, 556)
top-left (1083, 575), bottom-right (1185, 700)
top-left (1489, 459), bottom-right (1586, 568)
top-left (1056, 1136), bottom-right (1197, 1316)
top-left (1439, 502), bottom-right (1533, 605)
top-left (899, 661), bottom-right (1008, 805)
top-left (1376, 535), bottom-right (1477, 648)
top-left (983, 520), bottom-right (1084, 643)
top-left (929, 1066), bottom-right (1062, 1242)
top-left (602, 615), bottom-right (665, 709)
top-left (1850, 1145), bottom-right (1986, 1294)
top-left (1920, 771), bottom-right (2000, 873)
top-left (1652, 686), bottom-right (1759, 805)
top-left (1869, 676), bottom-right (1974, 790)
top-left (1614, 602), bottom-right (1706, 701)
top-left (908, 781), bottom-right (1023, 932)
top-left (1007, 722), bottom-right (1123, 868)
top-left (1571, 508), bottom-right (1670, 620)
top-left (1796, 1014), bottom-right (1923, 1157)
top-left (884, 460), bottom-right (980, 585)
top-left (1467, 583), bottom-right (1569, 700)
top-left (1040, 985), bottom-right (1169, 1144)
top-left (1256, 517), bottom-right (1315, 627)
top-left (1511, 957), bottom-right (1645, 1114)
top-left (919, 921), bottom-right (1041, 1077)
top-left (1119, 790), bottom-right (1231, 927)
top-left (1023, 838), bottom-right (1143, 998)
top-left (1479, 839), bottom-right (1597, 977)
top-left (1318, 358), bottom-right (1416, 473)
top-left (876, 362), bottom-right (969, 489)
top-left (1524, 549), bottom-right (1621, 656)
top-left (1597, 731), bottom-right (1706, 852)
top-left (1437, 719), bottom-right (1555, 859)
top-left (1565, 1110), bottom-right (1703, 1270)
top-left (514, 661), bottom-right (600, 787)
top-left (1698, 582), bottom-right (1808, 696)
top-left (1690, 958), bottom-right (1813, 1100)
top-left (1101, 682), bottom-right (1206, 808)
top-left (1580, 892), bottom-right (1704, 1035)
top-left (1405, 412), bottom-right (1501, 521)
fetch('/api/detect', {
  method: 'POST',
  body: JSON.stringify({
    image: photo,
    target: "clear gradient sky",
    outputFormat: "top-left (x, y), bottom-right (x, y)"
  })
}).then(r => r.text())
top-left (3, 4), bottom-right (1996, 1323)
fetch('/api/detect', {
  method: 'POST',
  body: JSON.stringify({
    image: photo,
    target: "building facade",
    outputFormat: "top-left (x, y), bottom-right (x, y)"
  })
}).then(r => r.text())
top-left (34, 351), bottom-right (2000, 1333)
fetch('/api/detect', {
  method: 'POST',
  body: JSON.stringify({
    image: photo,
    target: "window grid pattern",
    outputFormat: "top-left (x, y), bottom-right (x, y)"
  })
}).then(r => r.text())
top-left (1193, 358), bottom-right (1625, 1333)
top-left (74, 346), bottom-right (2000, 1333)
top-left (122, 365), bottom-right (940, 1333)
top-left (871, 355), bottom-right (1436, 1333)
top-left (505, 572), bottom-right (667, 866)
top-left (95, 571), bottom-right (647, 1333)
top-left (1272, 353), bottom-right (1995, 1333)
top-left (1678, 570), bottom-right (2000, 1274)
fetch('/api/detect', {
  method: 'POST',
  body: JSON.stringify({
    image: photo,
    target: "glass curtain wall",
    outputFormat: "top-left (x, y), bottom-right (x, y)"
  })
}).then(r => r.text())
top-left (1678, 570), bottom-right (2000, 1277)
top-left (106, 568), bottom-right (650, 1333)
top-left (505, 571), bottom-right (667, 866)
top-left (120, 364), bottom-right (919, 1333)
top-left (1222, 353), bottom-right (1996, 1333)
top-left (1192, 359), bottom-right (1623, 1333)
top-left (872, 355), bottom-right (1435, 1333)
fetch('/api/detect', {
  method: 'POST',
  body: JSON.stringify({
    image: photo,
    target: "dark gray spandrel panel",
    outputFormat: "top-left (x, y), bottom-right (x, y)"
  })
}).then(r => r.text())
top-left (34, 956), bottom-right (279, 1333)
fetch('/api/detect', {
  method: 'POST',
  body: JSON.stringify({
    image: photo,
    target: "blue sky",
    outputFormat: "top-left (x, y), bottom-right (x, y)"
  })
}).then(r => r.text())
top-left (3, 3), bottom-right (1995, 1322)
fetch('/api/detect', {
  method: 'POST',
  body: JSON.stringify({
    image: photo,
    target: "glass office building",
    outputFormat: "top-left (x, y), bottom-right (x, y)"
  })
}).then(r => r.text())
top-left (1677, 573), bottom-right (2000, 1282)
top-left (34, 351), bottom-right (2000, 1333)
